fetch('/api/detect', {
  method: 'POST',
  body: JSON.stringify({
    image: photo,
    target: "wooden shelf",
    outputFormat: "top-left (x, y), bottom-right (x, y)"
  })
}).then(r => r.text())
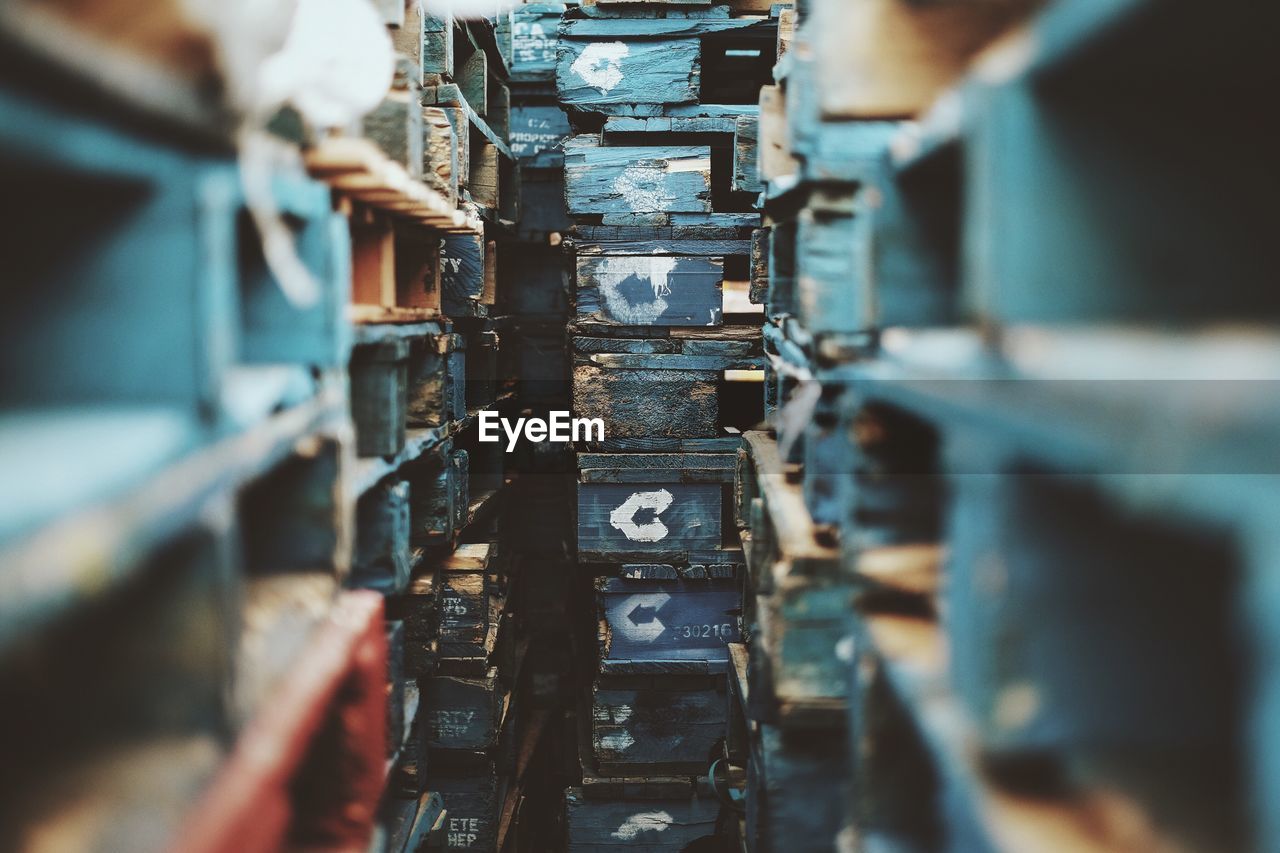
top-left (0, 388), bottom-right (347, 655)
top-left (306, 138), bottom-right (480, 233)
top-left (862, 611), bottom-right (1173, 853)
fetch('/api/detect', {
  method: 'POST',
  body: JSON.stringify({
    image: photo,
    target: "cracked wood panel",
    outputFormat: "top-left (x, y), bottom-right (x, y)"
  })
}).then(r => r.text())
top-left (557, 38), bottom-right (700, 108)
top-left (576, 255), bottom-right (724, 326)
top-left (564, 140), bottom-right (712, 215)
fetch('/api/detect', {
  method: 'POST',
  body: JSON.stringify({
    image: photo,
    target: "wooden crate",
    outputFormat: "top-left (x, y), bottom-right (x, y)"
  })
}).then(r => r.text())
top-left (576, 451), bottom-right (737, 562)
top-left (421, 668), bottom-right (508, 752)
top-left (350, 338), bottom-right (409, 458)
top-left (510, 104), bottom-right (573, 168)
top-left (571, 337), bottom-right (764, 440)
top-left (556, 16), bottom-right (776, 116)
top-left (746, 723), bottom-right (850, 853)
top-left (362, 89), bottom-right (424, 181)
top-left (352, 479), bottom-right (413, 595)
top-left (409, 441), bottom-right (470, 546)
top-left (435, 542), bottom-right (503, 667)
top-left (442, 232), bottom-right (489, 318)
top-left (573, 237), bottom-right (754, 328)
top-left (406, 329), bottom-right (466, 428)
top-left (430, 756), bottom-right (502, 852)
top-left (594, 576), bottom-right (741, 674)
top-left (564, 787), bottom-right (719, 852)
top-left (564, 137), bottom-right (711, 217)
top-left (349, 211), bottom-right (444, 322)
top-left (511, 3), bottom-right (564, 83)
top-left (590, 674), bottom-right (727, 776)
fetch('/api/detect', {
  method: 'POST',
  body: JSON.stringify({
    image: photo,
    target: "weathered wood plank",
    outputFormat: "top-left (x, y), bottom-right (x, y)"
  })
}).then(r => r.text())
top-left (512, 3), bottom-right (565, 82)
top-left (557, 38), bottom-right (699, 108)
top-left (572, 362), bottom-right (717, 439)
top-left (432, 764), bottom-right (500, 851)
top-left (362, 91), bottom-right (425, 180)
top-left (733, 114), bottom-right (764, 194)
top-left (575, 255), bottom-right (724, 327)
top-left (579, 483), bottom-right (723, 557)
top-left (352, 479), bottom-right (412, 595)
top-left (757, 85), bottom-right (797, 182)
top-left (811, 0), bottom-right (1028, 119)
top-left (441, 233), bottom-right (485, 316)
top-left (350, 338), bottom-right (409, 457)
top-left (423, 106), bottom-right (458, 205)
top-left (457, 49), bottom-right (489, 116)
top-left (577, 452), bottom-right (737, 472)
top-left (510, 104), bottom-right (572, 167)
top-left (564, 139), bottom-right (712, 215)
top-left (592, 679), bottom-right (727, 775)
top-left (574, 239), bottom-right (750, 257)
top-left (421, 670), bottom-right (504, 751)
top-left (595, 576), bottom-right (741, 667)
top-left (565, 788), bottom-right (718, 851)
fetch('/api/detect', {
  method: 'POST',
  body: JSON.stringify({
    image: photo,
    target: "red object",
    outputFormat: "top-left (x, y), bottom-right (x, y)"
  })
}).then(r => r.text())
top-left (173, 590), bottom-right (388, 853)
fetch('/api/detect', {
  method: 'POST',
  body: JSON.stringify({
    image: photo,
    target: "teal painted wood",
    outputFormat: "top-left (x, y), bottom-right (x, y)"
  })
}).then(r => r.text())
top-left (794, 191), bottom-right (872, 335)
top-left (765, 219), bottom-right (796, 319)
top-left (352, 479), bottom-right (412, 595)
top-left (579, 435), bottom-right (745, 454)
top-left (406, 331), bottom-right (460, 428)
top-left (557, 37), bottom-right (700, 109)
top-left (421, 12), bottom-right (453, 76)
top-left (576, 255), bottom-right (724, 326)
top-left (509, 104), bottom-right (571, 167)
top-left (561, 16), bottom-right (774, 38)
top-left (574, 238), bottom-right (750, 257)
top-left (803, 119), bottom-right (899, 184)
top-left (760, 578), bottom-right (854, 705)
top-left (563, 139), bottom-right (712, 215)
top-left (350, 338), bottom-right (410, 458)
top-left (603, 114), bottom-right (742, 137)
top-left (872, 161), bottom-right (963, 327)
top-left (422, 672), bottom-right (502, 751)
top-left (511, 4), bottom-right (566, 82)
top-left (748, 723), bottom-right (850, 853)
top-left (577, 451), bottom-right (737, 473)
top-left (578, 482), bottom-right (723, 558)
top-left (595, 577), bottom-right (740, 664)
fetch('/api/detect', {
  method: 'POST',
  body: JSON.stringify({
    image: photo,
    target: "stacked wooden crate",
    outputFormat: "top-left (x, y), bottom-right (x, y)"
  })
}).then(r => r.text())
top-left (0, 5), bottom-right (404, 850)
top-left (556, 0), bottom-right (777, 847)
top-left (299, 5), bottom-right (533, 851)
top-left (738, 0), bottom-right (1280, 851)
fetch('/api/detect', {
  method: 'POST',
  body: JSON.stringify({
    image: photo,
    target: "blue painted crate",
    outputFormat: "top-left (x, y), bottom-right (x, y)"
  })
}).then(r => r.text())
top-left (576, 254), bottom-right (724, 327)
top-left (564, 137), bottom-right (712, 216)
top-left (595, 577), bottom-right (741, 673)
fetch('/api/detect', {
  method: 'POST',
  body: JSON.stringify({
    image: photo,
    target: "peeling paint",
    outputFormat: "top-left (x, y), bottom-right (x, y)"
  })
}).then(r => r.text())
top-left (571, 41), bottom-right (629, 94)
top-left (611, 811), bottom-right (674, 841)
